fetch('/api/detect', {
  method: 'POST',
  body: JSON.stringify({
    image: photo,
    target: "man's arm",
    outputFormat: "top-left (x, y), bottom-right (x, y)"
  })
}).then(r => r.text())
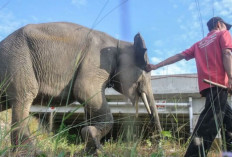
top-left (146, 53), bottom-right (185, 72)
top-left (222, 48), bottom-right (232, 90)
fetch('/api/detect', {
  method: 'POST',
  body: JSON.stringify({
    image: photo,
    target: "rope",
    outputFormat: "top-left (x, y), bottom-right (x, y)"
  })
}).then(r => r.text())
top-left (0, 0), bottom-right (10, 11)
top-left (90, 0), bottom-right (129, 30)
top-left (195, 0), bottom-right (205, 38)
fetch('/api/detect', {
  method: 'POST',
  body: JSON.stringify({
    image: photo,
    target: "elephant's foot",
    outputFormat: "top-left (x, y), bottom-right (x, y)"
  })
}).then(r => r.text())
top-left (12, 147), bottom-right (43, 157)
top-left (78, 148), bottom-right (103, 157)
top-left (11, 134), bottom-right (42, 157)
top-left (12, 132), bottom-right (35, 148)
top-left (81, 126), bottom-right (103, 155)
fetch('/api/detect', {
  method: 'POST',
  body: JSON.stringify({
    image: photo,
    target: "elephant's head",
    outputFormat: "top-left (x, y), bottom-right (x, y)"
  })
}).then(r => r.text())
top-left (112, 33), bottom-right (162, 132)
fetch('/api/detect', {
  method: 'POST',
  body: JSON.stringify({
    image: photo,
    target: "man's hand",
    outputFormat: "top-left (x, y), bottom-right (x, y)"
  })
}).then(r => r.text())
top-left (146, 64), bottom-right (158, 72)
top-left (223, 48), bottom-right (232, 93)
top-left (145, 64), bottom-right (152, 72)
top-left (228, 78), bottom-right (232, 94)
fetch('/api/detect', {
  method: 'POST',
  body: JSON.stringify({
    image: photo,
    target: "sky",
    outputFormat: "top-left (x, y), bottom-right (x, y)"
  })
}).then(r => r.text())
top-left (0, 0), bottom-right (232, 76)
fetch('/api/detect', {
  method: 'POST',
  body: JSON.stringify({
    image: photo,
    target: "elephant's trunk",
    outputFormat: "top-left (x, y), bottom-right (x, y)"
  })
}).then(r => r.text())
top-left (134, 94), bottom-right (139, 118)
top-left (141, 92), bottom-right (162, 133)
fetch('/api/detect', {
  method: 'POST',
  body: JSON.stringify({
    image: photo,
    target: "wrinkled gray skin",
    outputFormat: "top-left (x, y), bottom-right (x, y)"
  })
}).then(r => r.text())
top-left (0, 22), bottom-right (161, 154)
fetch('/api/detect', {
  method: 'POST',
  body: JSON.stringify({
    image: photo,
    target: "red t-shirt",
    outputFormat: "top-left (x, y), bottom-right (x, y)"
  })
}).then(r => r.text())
top-left (181, 30), bottom-right (232, 92)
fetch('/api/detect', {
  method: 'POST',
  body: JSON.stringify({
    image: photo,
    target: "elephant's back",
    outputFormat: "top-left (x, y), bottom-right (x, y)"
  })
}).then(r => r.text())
top-left (0, 27), bottom-right (31, 81)
top-left (0, 22), bottom-right (91, 97)
top-left (23, 23), bottom-right (92, 96)
top-left (0, 22), bottom-right (119, 97)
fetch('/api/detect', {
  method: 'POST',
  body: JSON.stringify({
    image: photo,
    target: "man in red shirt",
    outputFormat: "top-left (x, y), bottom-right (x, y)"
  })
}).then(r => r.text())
top-left (146, 17), bottom-right (232, 156)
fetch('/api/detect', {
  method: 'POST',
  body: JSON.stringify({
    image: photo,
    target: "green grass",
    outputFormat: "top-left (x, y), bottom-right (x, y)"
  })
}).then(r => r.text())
top-left (0, 108), bottom-right (223, 157)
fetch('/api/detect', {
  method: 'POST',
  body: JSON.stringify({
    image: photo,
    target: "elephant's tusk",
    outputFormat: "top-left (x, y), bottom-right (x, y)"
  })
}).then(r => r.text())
top-left (134, 95), bottom-right (139, 118)
top-left (141, 92), bottom-right (151, 114)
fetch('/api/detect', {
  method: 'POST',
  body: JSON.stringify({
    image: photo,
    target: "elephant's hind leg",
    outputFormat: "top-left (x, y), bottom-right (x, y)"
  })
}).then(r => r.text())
top-left (8, 73), bottom-right (39, 154)
top-left (11, 96), bottom-right (34, 144)
top-left (10, 92), bottom-right (38, 154)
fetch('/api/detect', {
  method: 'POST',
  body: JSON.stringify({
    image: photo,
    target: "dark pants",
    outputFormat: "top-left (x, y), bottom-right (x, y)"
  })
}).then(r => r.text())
top-left (185, 87), bottom-right (232, 157)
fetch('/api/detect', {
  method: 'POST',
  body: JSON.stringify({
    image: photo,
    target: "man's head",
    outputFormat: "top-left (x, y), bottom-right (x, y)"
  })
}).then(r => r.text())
top-left (207, 17), bottom-right (231, 31)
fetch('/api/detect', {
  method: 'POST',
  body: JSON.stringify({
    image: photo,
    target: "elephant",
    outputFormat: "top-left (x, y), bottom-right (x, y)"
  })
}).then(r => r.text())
top-left (0, 22), bottom-right (161, 155)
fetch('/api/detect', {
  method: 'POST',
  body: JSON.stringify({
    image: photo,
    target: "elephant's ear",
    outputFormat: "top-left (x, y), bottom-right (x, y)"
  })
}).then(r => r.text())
top-left (134, 33), bottom-right (149, 68)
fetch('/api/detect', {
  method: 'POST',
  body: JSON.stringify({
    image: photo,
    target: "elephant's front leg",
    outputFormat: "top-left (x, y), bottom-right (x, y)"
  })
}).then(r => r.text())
top-left (81, 96), bottom-right (113, 154)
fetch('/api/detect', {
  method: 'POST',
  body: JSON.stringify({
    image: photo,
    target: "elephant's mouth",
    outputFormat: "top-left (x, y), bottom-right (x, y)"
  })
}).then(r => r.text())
top-left (134, 92), bottom-right (162, 133)
top-left (134, 92), bottom-right (151, 115)
top-left (141, 92), bottom-right (152, 114)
